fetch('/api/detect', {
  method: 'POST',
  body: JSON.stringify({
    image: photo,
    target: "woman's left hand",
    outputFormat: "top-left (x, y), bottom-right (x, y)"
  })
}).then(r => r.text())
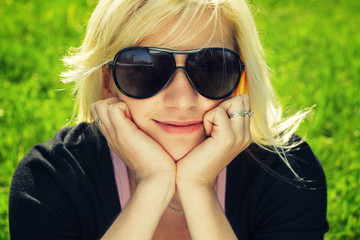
top-left (176, 95), bottom-right (252, 188)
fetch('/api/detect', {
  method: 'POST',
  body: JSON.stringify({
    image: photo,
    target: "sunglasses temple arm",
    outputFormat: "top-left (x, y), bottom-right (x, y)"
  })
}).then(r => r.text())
top-left (106, 62), bottom-right (113, 70)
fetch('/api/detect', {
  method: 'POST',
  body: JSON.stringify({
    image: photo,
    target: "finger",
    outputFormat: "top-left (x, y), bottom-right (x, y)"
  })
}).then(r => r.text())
top-left (203, 107), bottom-right (233, 139)
top-left (107, 101), bottom-right (139, 138)
top-left (218, 96), bottom-right (246, 134)
top-left (92, 101), bottom-right (112, 139)
top-left (90, 102), bottom-right (99, 122)
top-left (90, 97), bottom-right (120, 121)
top-left (92, 97), bottom-right (121, 139)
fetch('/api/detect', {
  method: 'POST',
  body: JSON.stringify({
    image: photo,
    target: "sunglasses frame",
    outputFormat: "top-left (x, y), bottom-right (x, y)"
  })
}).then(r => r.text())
top-left (106, 46), bottom-right (245, 100)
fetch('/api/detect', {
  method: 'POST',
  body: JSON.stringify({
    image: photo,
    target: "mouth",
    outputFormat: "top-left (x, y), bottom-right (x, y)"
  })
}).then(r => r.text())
top-left (154, 120), bottom-right (203, 134)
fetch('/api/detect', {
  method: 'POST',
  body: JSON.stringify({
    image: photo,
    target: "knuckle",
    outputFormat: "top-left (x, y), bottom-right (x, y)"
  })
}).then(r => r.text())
top-left (231, 95), bottom-right (242, 104)
top-left (90, 104), bottom-right (97, 116)
top-left (94, 100), bottom-right (105, 111)
top-left (90, 102), bottom-right (95, 111)
top-left (110, 101), bottom-right (127, 112)
top-left (241, 94), bottom-right (250, 101)
top-left (242, 95), bottom-right (251, 109)
top-left (235, 95), bottom-right (243, 101)
top-left (117, 101), bottom-right (127, 111)
top-left (231, 95), bottom-right (245, 109)
top-left (107, 103), bottom-right (115, 112)
top-left (214, 106), bottom-right (224, 114)
top-left (211, 106), bottom-right (226, 118)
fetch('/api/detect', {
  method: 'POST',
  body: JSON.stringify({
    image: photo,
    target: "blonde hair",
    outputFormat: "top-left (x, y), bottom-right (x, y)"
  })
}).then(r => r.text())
top-left (62, 0), bottom-right (309, 179)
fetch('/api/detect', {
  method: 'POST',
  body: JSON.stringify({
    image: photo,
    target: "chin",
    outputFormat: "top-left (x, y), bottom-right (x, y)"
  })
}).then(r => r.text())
top-left (152, 131), bottom-right (207, 161)
top-left (163, 142), bottom-right (200, 161)
top-left (171, 151), bottom-right (188, 162)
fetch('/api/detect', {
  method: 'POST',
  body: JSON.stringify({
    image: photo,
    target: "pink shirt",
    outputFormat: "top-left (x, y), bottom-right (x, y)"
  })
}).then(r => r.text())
top-left (110, 150), bottom-right (226, 212)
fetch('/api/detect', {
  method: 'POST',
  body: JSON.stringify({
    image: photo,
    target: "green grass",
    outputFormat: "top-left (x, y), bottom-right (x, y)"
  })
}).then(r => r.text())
top-left (254, 1), bottom-right (360, 238)
top-left (0, 0), bottom-right (359, 239)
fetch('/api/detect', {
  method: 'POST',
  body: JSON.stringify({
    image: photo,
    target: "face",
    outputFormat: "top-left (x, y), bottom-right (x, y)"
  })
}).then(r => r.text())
top-left (105, 15), bottom-right (234, 160)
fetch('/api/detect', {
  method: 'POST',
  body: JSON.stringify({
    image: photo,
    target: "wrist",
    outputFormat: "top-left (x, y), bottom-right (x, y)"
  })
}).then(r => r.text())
top-left (176, 178), bottom-right (215, 198)
top-left (176, 170), bottom-right (216, 190)
top-left (137, 174), bottom-right (176, 203)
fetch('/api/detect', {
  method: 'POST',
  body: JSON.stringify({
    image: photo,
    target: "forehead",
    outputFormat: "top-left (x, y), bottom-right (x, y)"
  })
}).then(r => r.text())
top-left (138, 13), bottom-right (234, 50)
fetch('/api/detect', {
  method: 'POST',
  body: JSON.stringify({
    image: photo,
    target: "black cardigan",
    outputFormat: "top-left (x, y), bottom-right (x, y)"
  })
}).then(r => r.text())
top-left (9, 123), bottom-right (328, 239)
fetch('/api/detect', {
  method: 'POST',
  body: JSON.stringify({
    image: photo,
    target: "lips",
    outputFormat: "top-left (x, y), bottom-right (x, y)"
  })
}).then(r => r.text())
top-left (154, 120), bottom-right (203, 134)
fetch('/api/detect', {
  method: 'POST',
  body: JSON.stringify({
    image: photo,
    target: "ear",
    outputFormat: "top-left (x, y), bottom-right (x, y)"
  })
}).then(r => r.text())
top-left (101, 65), bottom-right (118, 99)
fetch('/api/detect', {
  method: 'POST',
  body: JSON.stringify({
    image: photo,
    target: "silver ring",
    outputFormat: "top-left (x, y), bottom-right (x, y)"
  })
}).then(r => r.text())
top-left (246, 110), bottom-right (254, 117)
top-left (95, 118), bottom-right (102, 126)
top-left (229, 110), bottom-right (254, 119)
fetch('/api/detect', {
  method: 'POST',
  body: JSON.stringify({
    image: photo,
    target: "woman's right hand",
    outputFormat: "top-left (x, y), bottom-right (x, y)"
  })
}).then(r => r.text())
top-left (90, 97), bottom-right (176, 184)
top-left (92, 97), bottom-right (176, 239)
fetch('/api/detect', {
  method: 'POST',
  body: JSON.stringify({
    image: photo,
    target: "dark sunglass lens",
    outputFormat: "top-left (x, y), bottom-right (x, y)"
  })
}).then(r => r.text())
top-left (186, 49), bottom-right (241, 99)
top-left (114, 48), bottom-right (174, 98)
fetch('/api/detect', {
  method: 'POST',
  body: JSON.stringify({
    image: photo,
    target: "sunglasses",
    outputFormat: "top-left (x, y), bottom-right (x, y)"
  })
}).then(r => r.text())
top-left (106, 47), bottom-right (245, 100)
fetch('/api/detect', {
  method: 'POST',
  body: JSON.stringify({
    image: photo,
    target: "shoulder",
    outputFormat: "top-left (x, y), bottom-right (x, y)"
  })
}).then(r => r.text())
top-left (226, 136), bottom-right (329, 239)
top-left (10, 122), bottom-right (107, 201)
top-left (268, 137), bottom-right (326, 190)
top-left (10, 122), bottom-right (112, 195)
top-left (231, 136), bottom-right (326, 188)
top-left (35, 121), bottom-right (104, 153)
top-left (9, 123), bottom-right (118, 239)
top-left (14, 122), bottom-right (106, 172)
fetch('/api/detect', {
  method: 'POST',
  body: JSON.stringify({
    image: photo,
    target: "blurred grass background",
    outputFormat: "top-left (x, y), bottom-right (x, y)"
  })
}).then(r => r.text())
top-left (0, 0), bottom-right (359, 239)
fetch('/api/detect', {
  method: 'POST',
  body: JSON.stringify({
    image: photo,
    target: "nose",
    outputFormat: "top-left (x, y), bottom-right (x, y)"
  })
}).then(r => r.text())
top-left (163, 55), bottom-right (198, 110)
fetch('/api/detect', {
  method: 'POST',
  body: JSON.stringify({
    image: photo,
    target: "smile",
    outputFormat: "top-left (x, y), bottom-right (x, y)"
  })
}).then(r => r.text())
top-left (154, 120), bottom-right (203, 134)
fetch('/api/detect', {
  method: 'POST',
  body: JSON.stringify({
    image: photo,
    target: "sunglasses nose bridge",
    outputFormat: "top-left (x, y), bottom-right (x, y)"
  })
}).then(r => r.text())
top-left (164, 66), bottom-right (200, 109)
top-left (172, 66), bottom-right (198, 92)
top-left (174, 66), bottom-right (186, 72)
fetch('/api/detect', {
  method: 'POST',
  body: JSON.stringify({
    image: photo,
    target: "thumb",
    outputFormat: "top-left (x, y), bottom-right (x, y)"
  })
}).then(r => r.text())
top-left (203, 108), bottom-right (216, 136)
top-left (115, 101), bottom-right (133, 120)
top-left (203, 107), bottom-right (230, 137)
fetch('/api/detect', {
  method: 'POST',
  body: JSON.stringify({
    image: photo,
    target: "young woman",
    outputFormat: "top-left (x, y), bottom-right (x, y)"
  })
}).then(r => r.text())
top-left (9, 0), bottom-right (328, 239)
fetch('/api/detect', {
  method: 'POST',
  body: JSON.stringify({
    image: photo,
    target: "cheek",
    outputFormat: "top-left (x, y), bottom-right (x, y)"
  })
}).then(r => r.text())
top-left (126, 102), bottom-right (145, 119)
top-left (118, 96), bottom-right (154, 129)
top-left (202, 98), bottom-right (223, 112)
top-left (108, 78), bottom-right (120, 96)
